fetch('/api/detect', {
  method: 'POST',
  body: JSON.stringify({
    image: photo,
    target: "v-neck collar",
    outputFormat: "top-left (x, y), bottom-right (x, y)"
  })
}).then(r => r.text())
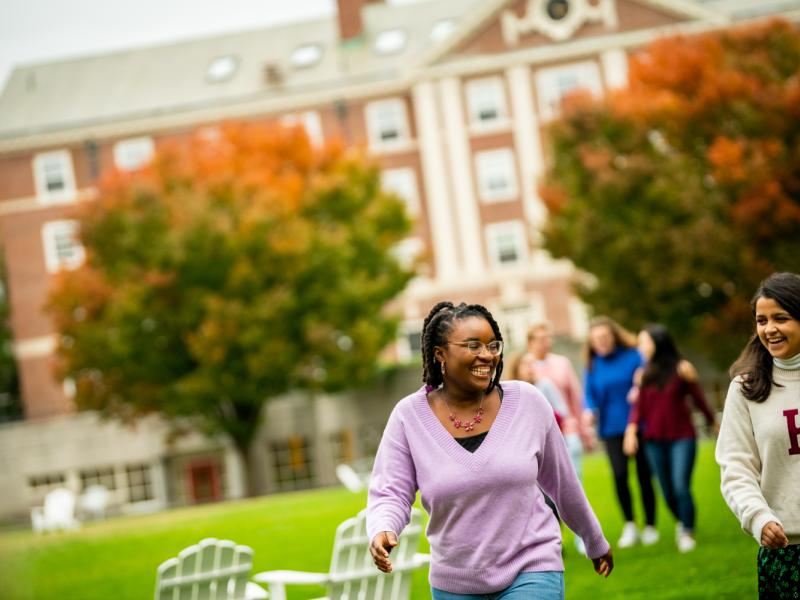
top-left (413, 381), bottom-right (519, 472)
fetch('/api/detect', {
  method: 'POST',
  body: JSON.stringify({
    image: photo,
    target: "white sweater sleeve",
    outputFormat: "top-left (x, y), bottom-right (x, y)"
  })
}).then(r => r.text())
top-left (715, 380), bottom-right (780, 544)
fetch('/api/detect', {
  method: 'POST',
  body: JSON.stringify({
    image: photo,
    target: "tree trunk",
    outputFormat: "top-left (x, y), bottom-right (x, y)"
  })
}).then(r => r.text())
top-left (232, 438), bottom-right (257, 497)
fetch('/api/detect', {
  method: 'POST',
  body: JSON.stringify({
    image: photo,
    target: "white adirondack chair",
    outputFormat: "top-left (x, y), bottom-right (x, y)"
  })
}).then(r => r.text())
top-left (252, 508), bottom-right (430, 600)
top-left (30, 487), bottom-right (80, 533)
top-left (154, 538), bottom-right (268, 600)
top-left (79, 484), bottom-right (110, 521)
top-left (334, 464), bottom-right (366, 493)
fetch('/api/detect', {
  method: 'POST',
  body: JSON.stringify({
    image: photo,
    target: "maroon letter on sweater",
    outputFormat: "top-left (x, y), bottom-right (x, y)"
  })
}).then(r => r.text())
top-left (784, 409), bottom-right (800, 456)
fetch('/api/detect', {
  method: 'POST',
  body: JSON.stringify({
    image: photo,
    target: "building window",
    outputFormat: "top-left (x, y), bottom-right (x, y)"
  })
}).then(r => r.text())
top-left (374, 29), bottom-right (407, 55)
top-left (365, 98), bottom-right (410, 150)
top-left (486, 221), bottom-right (527, 268)
top-left (125, 463), bottom-right (154, 503)
top-left (28, 472), bottom-right (66, 493)
top-left (79, 466), bottom-right (116, 491)
top-left (42, 220), bottom-right (85, 273)
top-left (291, 43), bottom-right (323, 69)
top-left (206, 55), bottom-right (238, 83)
top-left (465, 77), bottom-right (508, 126)
top-left (535, 60), bottom-right (603, 121)
top-left (281, 111), bottom-right (324, 147)
top-left (475, 149), bottom-right (518, 202)
top-left (32, 150), bottom-right (76, 203)
top-left (430, 19), bottom-right (456, 42)
top-left (381, 168), bottom-right (420, 216)
top-left (113, 136), bottom-right (155, 171)
top-left (271, 436), bottom-right (314, 492)
top-left (329, 429), bottom-right (355, 466)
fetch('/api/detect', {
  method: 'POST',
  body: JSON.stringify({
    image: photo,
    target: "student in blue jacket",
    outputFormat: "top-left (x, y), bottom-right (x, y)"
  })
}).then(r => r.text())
top-left (584, 316), bottom-right (658, 550)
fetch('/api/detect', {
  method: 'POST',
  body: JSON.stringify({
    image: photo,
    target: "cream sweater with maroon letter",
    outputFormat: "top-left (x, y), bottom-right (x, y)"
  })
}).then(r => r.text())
top-left (716, 366), bottom-right (800, 545)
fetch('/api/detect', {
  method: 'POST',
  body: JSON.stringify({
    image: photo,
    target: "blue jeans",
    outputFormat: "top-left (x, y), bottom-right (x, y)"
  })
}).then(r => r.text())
top-left (431, 571), bottom-right (564, 600)
top-left (644, 438), bottom-right (697, 531)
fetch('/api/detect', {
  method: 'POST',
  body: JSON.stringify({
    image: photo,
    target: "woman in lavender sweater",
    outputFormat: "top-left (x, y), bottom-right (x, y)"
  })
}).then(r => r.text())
top-left (367, 302), bottom-right (613, 599)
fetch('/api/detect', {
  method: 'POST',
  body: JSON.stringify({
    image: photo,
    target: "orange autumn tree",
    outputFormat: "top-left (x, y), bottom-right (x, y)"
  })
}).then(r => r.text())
top-left (48, 123), bottom-right (413, 494)
top-left (541, 19), bottom-right (800, 367)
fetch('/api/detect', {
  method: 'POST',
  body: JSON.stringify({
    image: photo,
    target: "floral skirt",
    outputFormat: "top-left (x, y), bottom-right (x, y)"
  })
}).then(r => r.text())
top-left (758, 544), bottom-right (800, 599)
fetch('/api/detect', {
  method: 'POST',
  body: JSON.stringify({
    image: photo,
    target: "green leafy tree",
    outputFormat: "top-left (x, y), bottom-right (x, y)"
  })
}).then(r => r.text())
top-left (47, 123), bottom-right (413, 493)
top-left (541, 19), bottom-right (800, 367)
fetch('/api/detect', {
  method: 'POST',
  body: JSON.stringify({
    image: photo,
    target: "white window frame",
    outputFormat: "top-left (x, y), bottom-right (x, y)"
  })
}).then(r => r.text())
top-left (465, 77), bottom-right (509, 129)
top-left (113, 136), bottom-right (155, 171)
top-left (430, 19), bottom-right (456, 42)
top-left (42, 220), bottom-right (85, 273)
top-left (365, 98), bottom-right (411, 151)
top-left (396, 320), bottom-right (423, 363)
top-left (485, 221), bottom-right (528, 269)
top-left (281, 111), bottom-right (324, 147)
top-left (32, 150), bottom-right (76, 204)
top-left (373, 29), bottom-right (407, 55)
top-left (475, 148), bottom-right (518, 202)
top-left (535, 60), bottom-right (603, 121)
top-left (381, 168), bottom-right (420, 216)
top-left (291, 44), bottom-right (323, 69)
top-left (206, 55), bottom-right (239, 83)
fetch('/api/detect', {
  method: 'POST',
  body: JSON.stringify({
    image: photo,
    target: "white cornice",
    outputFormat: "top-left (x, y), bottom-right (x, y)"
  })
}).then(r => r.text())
top-left (1, 7), bottom-right (797, 155)
top-left (415, 19), bottom-right (725, 79)
top-left (0, 77), bottom-right (412, 154)
top-left (416, 0), bottom-right (728, 68)
top-left (14, 335), bottom-right (57, 359)
top-left (0, 189), bottom-right (97, 217)
top-left (415, 0), bottom-right (514, 68)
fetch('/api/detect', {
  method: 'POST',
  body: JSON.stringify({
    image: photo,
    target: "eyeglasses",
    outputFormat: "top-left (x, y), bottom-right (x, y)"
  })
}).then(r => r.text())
top-left (446, 340), bottom-right (504, 356)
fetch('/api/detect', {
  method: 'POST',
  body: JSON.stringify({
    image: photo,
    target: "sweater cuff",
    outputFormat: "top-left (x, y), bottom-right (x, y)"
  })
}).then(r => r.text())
top-left (366, 520), bottom-right (399, 542)
top-left (751, 511), bottom-right (781, 545)
top-left (583, 535), bottom-right (611, 560)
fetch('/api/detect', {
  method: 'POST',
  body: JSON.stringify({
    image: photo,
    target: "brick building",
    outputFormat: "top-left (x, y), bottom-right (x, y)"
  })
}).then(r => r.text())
top-left (0, 0), bottom-right (796, 520)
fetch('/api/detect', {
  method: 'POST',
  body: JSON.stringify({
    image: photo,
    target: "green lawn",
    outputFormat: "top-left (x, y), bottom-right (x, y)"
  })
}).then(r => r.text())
top-left (0, 440), bottom-right (757, 599)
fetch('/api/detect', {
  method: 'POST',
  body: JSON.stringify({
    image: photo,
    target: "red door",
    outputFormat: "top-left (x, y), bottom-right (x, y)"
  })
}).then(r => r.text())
top-left (188, 460), bottom-right (221, 503)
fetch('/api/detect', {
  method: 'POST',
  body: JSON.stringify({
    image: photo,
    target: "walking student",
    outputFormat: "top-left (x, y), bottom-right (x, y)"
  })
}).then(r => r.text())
top-left (584, 316), bottom-right (658, 549)
top-left (367, 302), bottom-right (613, 599)
top-left (623, 324), bottom-right (717, 552)
top-left (716, 272), bottom-right (800, 599)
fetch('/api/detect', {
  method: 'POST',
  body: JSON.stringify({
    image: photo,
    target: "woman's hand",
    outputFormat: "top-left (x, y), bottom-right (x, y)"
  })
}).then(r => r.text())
top-left (369, 531), bottom-right (398, 572)
top-left (627, 385), bottom-right (640, 404)
top-left (623, 424), bottom-right (638, 456)
top-left (761, 521), bottom-right (789, 549)
top-left (592, 549), bottom-right (614, 578)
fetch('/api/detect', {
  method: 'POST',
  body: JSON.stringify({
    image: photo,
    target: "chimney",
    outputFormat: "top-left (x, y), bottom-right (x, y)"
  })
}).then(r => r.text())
top-left (337, 0), bottom-right (383, 44)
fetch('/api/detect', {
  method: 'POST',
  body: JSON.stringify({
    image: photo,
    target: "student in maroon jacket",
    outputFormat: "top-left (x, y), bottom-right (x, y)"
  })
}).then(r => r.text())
top-left (623, 324), bottom-right (718, 553)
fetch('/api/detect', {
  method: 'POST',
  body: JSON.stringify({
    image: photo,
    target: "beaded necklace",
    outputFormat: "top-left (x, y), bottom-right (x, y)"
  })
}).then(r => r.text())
top-left (441, 394), bottom-right (485, 432)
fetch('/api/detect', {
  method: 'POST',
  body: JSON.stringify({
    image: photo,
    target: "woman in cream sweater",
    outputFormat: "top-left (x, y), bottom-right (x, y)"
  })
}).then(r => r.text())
top-left (716, 272), bottom-right (800, 599)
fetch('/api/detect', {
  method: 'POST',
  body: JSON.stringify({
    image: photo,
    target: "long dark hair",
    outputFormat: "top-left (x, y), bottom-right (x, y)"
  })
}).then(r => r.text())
top-left (640, 324), bottom-right (681, 388)
top-left (421, 301), bottom-right (504, 394)
top-left (730, 272), bottom-right (800, 403)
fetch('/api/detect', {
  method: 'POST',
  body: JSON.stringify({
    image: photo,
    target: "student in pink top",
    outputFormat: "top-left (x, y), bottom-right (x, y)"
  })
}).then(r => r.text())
top-left (527, 322), bottom-right (594, 454)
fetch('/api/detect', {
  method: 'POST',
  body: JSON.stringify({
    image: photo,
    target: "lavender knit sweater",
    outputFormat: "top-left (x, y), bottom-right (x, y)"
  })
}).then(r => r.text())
top-left (367, 380), bottom-right (610, 595)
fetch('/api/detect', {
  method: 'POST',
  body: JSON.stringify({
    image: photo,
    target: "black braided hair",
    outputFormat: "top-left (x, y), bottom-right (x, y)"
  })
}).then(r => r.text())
top-left (420, 301), bottom-right (504, 394)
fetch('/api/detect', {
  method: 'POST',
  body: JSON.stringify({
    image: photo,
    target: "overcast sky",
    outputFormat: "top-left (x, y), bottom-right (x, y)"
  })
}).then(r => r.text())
top-left (0, 0), bottom-right (347, 90)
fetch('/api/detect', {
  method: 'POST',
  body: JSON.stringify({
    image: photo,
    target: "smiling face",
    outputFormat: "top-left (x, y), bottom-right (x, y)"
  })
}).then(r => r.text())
top-left (755, 296), bottom-right (800, 360)
top-left (434, 316), bottom-right (500, 393)
top-left (589, 324), bottom-right (615, 357)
